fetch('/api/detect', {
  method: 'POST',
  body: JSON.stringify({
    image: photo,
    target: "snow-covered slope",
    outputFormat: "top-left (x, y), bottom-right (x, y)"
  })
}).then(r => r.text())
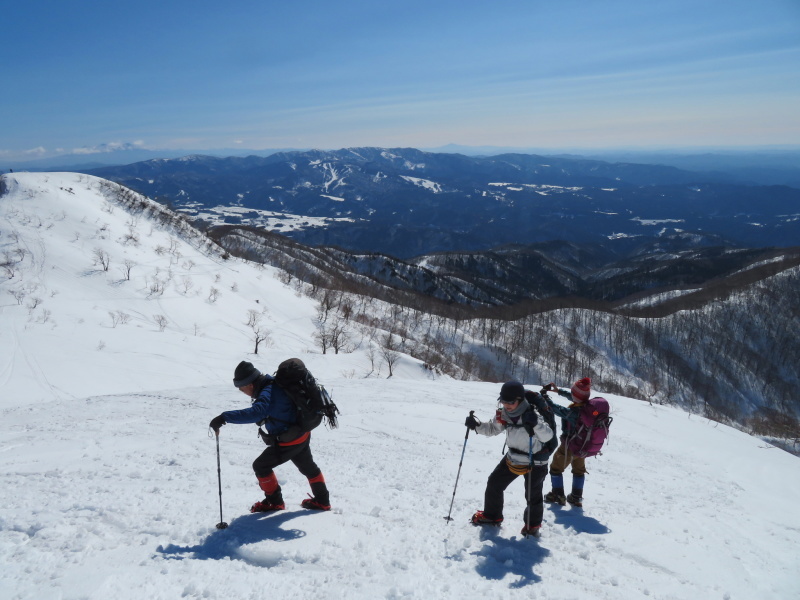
top-left (0, 172), bottom-right (418, 405)
top-left (1, 173), bottom-right (799, 599)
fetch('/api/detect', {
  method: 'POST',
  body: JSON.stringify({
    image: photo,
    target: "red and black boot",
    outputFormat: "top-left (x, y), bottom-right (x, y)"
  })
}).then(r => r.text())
top-left (300, 472), bottom-right (331, 511)
top-left (471, 511), bottom-right (503, 526)
top-left (251, 473), bottom-right (285, 512)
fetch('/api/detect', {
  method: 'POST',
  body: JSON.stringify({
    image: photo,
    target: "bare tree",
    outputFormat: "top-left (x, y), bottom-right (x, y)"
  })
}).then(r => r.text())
top-left (328, 317), bottom-right (352, 354)
top-left (119, 260), bottom-right (135, 281)
top-left (364, 343), bottom-right (378, 376)
top-left (26, 296), bottom-right (42, 313)
top-left (180, 276), bottom-right (194, 295)
top-left (246, 309), bottom-right (271, 354)
top-left (381, 346), bottom-right (401, 378)
top-left (93, 248), bottom-right (110, 271)
top-left (148, 278), bottom-right (165, 297)
top-left (8, 289), bottom-right (25, 304)
top-left (153, 314), bottom-right (168, 332)
top-left (313, 322), bottom-right (331, 355)
top-left (381, 332), bottom-right (401, 377)
top-left (2, 251), bottom-right (17, 278)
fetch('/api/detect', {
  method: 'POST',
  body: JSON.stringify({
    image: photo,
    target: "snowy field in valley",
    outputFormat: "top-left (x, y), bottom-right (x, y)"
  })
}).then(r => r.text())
top-left (1, 172), bottom-right (799, 599)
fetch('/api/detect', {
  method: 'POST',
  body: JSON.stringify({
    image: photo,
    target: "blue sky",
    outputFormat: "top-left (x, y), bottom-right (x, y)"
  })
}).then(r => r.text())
top-left (3, 0), bottom-right (800, 161)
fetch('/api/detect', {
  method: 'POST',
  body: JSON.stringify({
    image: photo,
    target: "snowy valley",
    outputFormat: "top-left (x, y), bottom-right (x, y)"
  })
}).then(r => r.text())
top-left (1, 172), bottom-right (799, 600)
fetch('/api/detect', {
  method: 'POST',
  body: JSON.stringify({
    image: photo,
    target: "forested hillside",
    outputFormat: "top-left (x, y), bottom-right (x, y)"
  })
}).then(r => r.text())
top-left (214, 223), bottom-right (800, 443)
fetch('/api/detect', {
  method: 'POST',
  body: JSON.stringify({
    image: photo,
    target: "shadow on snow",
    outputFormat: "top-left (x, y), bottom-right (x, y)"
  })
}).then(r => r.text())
top-left (471, 526), bottom-right (551, 588)
top-left (156, 510), bottom-right (321, 566)
top-left (460, 506), bottom-right (609, 588)
top-left (548, 504), bottom-right (611, 535)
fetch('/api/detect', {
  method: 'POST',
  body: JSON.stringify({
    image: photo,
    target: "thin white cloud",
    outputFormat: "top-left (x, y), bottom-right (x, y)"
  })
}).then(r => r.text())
top-left (70, 141), bottom-right (146, 155)
top-left (23, 147), bottom-right (48, 156)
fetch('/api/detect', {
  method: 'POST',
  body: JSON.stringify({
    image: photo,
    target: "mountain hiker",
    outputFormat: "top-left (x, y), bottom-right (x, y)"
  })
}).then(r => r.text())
top-left (465, 381), bottom-right (554, 537)
top-left (209, 360), bottom-right (331, 512)
top-left (542, 377), bottom-right (592, 508)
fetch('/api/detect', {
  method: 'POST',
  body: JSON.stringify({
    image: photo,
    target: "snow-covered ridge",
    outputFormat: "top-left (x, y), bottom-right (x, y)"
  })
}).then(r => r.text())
top-left (0, 172), bottom-right (333, 402)
top-left (488, 182), bottom-right (584, 195)
top-left (401, 175), bottom-right (442, 193)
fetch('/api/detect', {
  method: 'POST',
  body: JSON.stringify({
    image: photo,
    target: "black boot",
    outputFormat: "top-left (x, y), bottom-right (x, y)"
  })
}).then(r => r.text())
top-left (545, 487), bottom-right (567, 505)
top-left (310, 480), bottom-right (330, 506)
top-left (567, 490), bottom-right (583, 508)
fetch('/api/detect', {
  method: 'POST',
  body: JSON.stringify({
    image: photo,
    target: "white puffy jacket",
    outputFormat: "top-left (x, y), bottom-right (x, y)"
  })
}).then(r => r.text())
top-left (475, 405), bottom-right (554, 467)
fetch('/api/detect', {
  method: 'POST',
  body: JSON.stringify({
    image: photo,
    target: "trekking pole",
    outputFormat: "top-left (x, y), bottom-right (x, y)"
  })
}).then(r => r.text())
top-left (525, 435), bottom-right (534, 537)
top-left (214, 433), bottom-right (229, 530)
top-left (444, 410), bottom-right (476, 523)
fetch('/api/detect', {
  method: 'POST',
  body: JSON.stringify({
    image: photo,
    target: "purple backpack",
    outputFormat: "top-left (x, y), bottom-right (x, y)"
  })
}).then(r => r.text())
top-left (566, 397), bottom-right (612, 458)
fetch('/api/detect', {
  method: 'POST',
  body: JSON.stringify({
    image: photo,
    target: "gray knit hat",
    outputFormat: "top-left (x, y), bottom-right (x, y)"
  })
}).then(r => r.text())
top-left (233, 361), bottom-right (261, 387)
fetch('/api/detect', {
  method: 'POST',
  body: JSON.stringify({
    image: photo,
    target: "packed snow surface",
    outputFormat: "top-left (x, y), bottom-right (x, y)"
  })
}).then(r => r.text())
top-left (1, 173), bottom-right (799, 599)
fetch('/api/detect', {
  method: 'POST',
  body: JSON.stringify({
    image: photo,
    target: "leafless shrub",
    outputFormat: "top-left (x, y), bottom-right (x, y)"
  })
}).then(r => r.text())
top-left (153, 314), bottom-right (168, 332)
top-left (109, 311), bottom-right (131, 327)
top-left (148, 278), bottom-right (166, 297)
top-left (180, 276), bottom-right (194, 294)
top-left (26, 296), bottom-right (42, 312)
top-left (93, 248), bottom-right (110, 271)
top-left (120, 260), bottom-right (135, 281)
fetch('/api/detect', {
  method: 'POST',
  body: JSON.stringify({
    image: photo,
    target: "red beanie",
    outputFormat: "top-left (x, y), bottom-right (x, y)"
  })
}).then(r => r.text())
top-left (571, 377), bottom-right (591, 401)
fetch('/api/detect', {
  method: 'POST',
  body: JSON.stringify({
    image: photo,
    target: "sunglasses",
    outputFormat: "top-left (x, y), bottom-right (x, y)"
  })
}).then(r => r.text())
top-left (499, 397), bottom-right (520, 404)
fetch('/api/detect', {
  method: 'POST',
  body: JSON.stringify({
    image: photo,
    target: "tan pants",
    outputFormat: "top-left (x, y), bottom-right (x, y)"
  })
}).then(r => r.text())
top-left (548, 440), bottom-right (587, 476)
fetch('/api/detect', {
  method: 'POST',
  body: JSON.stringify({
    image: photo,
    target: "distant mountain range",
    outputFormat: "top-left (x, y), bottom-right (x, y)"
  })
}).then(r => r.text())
top-left (84, 147), bottom-right (800, 258)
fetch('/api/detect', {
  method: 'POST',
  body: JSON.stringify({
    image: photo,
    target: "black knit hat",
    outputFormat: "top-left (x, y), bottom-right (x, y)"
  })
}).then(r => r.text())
top-left (499, 380), bottom-right (525, 402)
top-left (233, 361), bottom-right (261, 387)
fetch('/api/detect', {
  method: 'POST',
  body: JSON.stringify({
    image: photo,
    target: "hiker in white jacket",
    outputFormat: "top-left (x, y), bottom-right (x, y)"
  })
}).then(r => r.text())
top-left (465, 381), bottom-right (554, 537)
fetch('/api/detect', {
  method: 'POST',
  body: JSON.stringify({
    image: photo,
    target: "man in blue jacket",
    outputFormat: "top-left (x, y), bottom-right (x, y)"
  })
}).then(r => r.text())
top-left (209, 360), bottom-right (331, 512)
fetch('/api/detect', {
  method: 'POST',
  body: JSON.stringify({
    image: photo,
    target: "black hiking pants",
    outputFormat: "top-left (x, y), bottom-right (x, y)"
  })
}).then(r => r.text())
top-left (483, 459), bottom-right (548, 526)
top-left (252, 434), bottom-right (328, 503)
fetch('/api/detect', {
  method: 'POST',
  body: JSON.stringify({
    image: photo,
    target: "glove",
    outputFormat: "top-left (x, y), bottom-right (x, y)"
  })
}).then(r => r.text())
top-left (526, 390), bottom-right (545, 411)
top-left (465, 413), bottom-right (479, 431)
top-left (540, 383), bottom-right (557, 394)
top-left (522, 410), bottom-right (538, 427)
top-left (209, 415), bottom-right (226, 434)
top-left (522, 409), bottom-right (538, 436)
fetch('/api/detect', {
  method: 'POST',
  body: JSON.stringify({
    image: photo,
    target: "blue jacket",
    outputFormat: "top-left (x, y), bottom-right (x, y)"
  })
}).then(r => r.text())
top-left (545, 388), bottom-right (583, 438)
top-left (222, 375), bottom-right (298, 435)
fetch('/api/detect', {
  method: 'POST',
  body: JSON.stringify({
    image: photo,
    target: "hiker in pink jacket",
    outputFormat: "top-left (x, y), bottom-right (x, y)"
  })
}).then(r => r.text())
top-left (543, 377), bottom-right (591, 508)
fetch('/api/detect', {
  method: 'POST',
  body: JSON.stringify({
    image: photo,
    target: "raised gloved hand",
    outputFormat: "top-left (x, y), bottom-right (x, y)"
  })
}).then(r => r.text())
top-left (465, 413), bottom-right (479, 431)
top-left (540, 383), bottom-right (557, 394)
top-left (209, 415), bottom-right (226, 434)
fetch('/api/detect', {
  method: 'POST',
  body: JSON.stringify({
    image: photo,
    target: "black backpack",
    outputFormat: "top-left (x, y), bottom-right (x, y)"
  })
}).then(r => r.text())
top-left (273, 358), bottom-right (339, 431)
top-left (525, 390), bottom-right (559, 461)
